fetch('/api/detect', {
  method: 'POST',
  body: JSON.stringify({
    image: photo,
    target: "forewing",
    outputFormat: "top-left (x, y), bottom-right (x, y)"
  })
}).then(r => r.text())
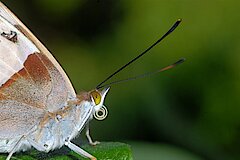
top-left (0, 2), bottom-right (76, 111)
top-left (0, 2), bottom-right (78, 138)
top-left (0, 2), bottom-right (76, 98)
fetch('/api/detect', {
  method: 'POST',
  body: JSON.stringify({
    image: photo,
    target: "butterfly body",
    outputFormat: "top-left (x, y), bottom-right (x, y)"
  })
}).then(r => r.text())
top-left (29, 99), bottom-right (94, 152)
top-left (0, 89), bottom-right (99, 155)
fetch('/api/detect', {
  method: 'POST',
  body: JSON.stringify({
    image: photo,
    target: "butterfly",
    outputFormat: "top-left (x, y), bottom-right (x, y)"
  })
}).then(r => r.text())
top-left (0, 2), bottom-right (110, 160)
top-left (0, 1), bottom-right (184, 160)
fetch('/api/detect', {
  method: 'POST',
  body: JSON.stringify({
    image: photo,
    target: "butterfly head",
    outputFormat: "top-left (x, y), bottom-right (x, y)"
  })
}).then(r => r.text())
top-left (89, 87), bottom-right (110, 120)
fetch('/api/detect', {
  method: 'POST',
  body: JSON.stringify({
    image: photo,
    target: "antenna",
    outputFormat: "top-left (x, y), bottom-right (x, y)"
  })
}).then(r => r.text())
top-left (97, 58), bottom-right (185, 89)
top-left (96, 19), bottom-right (182, 89)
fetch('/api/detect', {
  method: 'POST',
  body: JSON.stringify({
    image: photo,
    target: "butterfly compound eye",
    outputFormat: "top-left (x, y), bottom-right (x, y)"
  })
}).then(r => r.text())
top-left (90, 91), bottom-right (101, 105)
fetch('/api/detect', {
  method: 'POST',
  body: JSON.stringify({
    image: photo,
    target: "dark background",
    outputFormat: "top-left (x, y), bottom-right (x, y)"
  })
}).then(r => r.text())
top-left (2, 0), bottom-right (240, 159)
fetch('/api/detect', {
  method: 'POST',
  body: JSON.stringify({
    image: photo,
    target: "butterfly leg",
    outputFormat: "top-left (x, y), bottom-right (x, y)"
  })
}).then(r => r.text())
top-left (65, 140), bottom-right (96, 160)
top-left (86, 123), bottom-right (100, 146)
top-left (26, 137), bottom-right (48, 152)
top-left (6, 135), bottom-right (25, 160)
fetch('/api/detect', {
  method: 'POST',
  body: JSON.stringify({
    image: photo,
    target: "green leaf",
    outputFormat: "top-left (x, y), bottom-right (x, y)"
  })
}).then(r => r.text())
top-left (0, 142), bottom-right (133, 160)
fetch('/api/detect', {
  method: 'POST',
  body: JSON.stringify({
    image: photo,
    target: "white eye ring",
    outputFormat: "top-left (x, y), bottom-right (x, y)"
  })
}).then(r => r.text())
top-left (94, 105), bottom-right (108, 121)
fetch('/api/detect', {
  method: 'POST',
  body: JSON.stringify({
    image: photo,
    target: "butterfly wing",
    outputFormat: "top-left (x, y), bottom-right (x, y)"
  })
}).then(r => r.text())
top-left (0, 2), bottom-right (76, 138)
top-left (0, 2), bottom-right (75, 94)
top-left (0, 2), bottom-right (76, 109)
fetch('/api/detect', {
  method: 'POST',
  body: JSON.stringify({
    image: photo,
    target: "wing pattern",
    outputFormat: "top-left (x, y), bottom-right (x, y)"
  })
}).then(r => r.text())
top-left (0, 2), bottom-right (77, 137)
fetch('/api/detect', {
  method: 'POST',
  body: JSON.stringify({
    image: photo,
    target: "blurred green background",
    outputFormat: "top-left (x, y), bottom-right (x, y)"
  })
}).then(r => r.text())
top-left (2, 0), bottom-right (240, 159)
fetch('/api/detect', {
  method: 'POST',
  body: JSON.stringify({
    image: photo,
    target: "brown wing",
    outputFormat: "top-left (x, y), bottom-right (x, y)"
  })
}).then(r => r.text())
top-left (0, 2), bottom-right (77, 137)
top-left (0, 3), bottom-right (76, 111)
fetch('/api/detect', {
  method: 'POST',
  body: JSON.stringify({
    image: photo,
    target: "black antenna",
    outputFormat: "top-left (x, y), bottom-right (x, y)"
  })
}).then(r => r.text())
top-left (96, 19), bottom-right (182, 89)
top-left (97, 58), bottom-right (185, 89)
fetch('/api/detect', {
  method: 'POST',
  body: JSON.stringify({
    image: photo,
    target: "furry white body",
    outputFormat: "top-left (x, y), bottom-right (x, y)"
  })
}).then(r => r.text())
top-left (0, 100), bottom-right (93, 153)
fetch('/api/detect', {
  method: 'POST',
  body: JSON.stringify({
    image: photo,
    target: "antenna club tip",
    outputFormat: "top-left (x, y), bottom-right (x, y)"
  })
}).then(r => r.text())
top-left (177, 18), bottom-right (182, 22)
top-left (174, 58), bottom-right (186, 66)
top-left (180, 57), bottom-right (186, 62)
